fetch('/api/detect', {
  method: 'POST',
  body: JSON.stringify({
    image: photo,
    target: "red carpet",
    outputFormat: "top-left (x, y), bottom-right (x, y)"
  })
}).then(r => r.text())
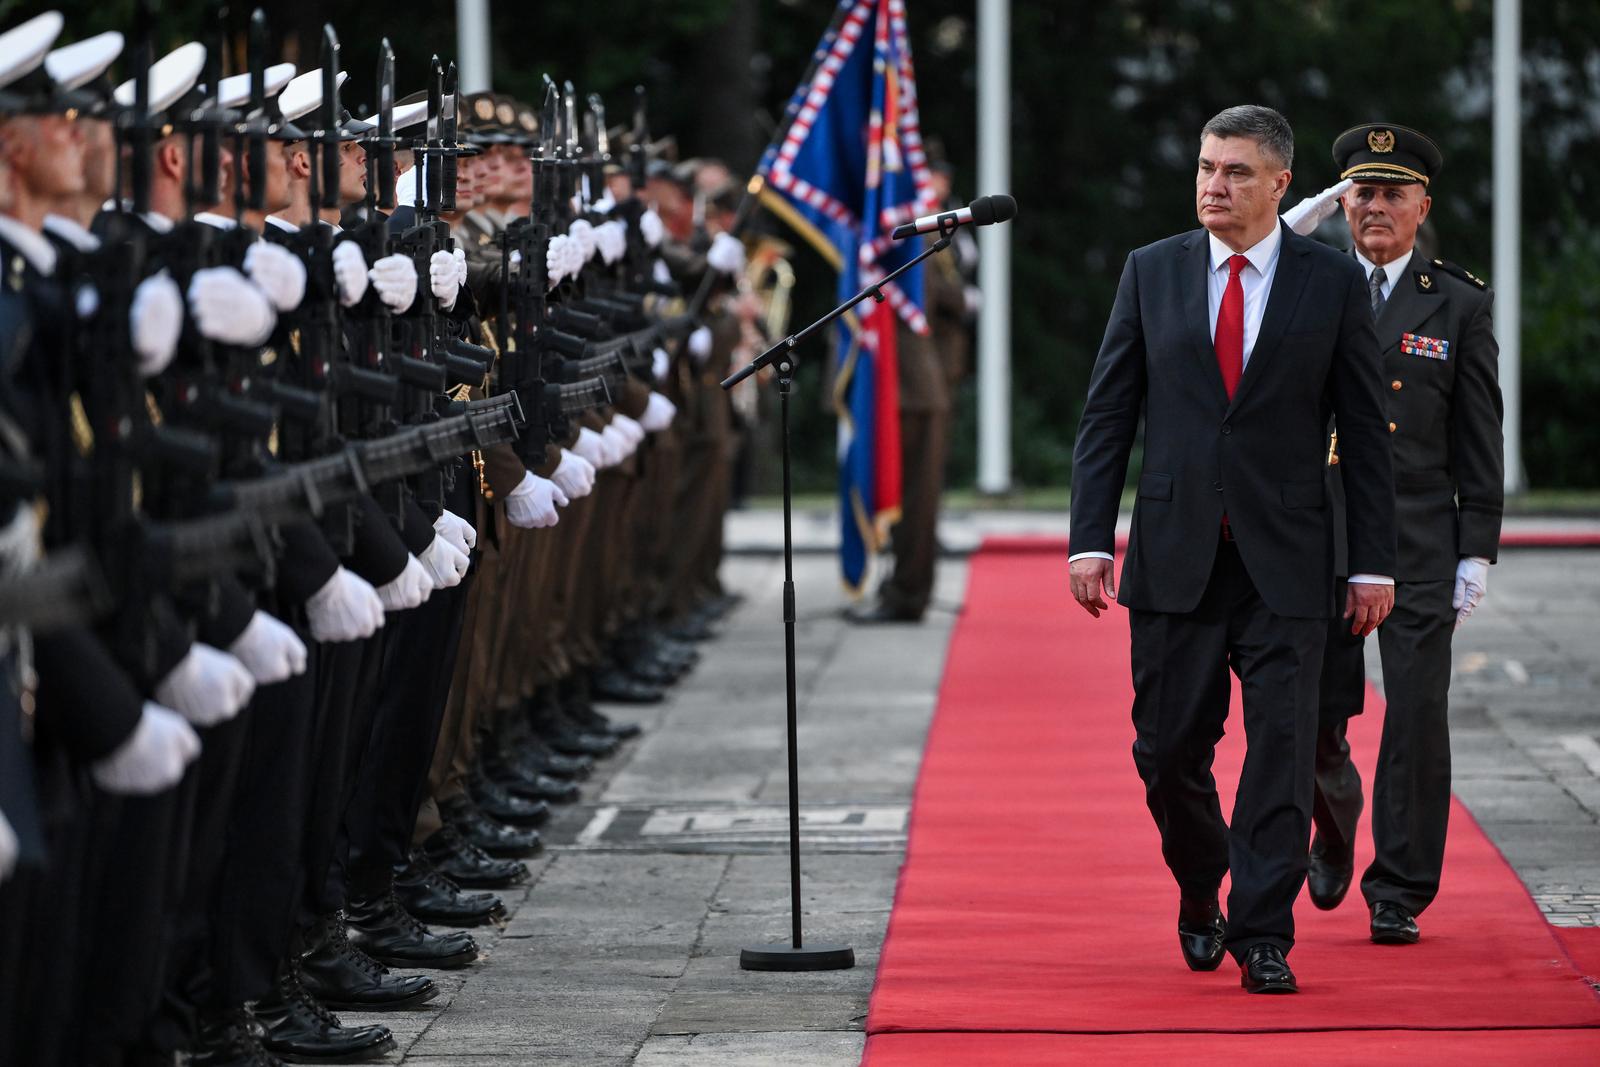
top-left (862, 540), bottom-right (1600, 1064)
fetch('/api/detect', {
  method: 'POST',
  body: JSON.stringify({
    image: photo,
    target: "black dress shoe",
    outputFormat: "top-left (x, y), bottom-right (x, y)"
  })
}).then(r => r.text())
top-left (1308, 834), bottom-right (1355, 911)
top-left (532, 713), bottom-right (620, 756)
top-left (470, 775), bottom-right (551, 827)
top-left (1177, 896), bottom-right (1227, 972)
top-left (299, 912), bottom-right (438, 1012)
top-left (1370, 900), bottom-right (1420, 944)
top-left (505, 733), bottom-right (594, 779)
top-left (254, 960), bottom-right (395, 1063)
top-left (845, 600), bottom-right (923, 624)
top-left (347, 889), bottom-right (480, 970)
top-left (395, 853), bottom-right (505, 928)
top-left (1239, 943), bottom-right (1298, 994)
top-left (420, 825), bottom-right (531, 889)
top-left (441, 794), bottom-right (544, 858)
top-left (589, 668), bottom-right (664, 706)
top-left (559, 675), bottom-right (644, 738)
top-left (190, 1009), bottom-right (286, 1067)
top-left (488, 760), bottom-right (583, 803)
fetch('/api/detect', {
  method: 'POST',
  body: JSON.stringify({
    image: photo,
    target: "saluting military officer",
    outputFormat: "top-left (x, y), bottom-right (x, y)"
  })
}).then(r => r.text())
top-left (1311, 124), bottom-right (1503, 946)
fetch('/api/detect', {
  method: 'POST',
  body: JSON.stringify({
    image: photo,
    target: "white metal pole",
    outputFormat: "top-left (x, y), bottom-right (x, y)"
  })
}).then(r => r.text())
top-left (1493, 0), bottom-right (1523, 493)
top-left (456, 0), bottom-right (492, 94)
top-left (975, 0), bottom-right (1011, 494)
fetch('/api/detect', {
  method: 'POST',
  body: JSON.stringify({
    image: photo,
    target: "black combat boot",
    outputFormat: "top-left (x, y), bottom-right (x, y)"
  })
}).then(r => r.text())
top-left (346, 887), bottom-right (479, 969)
top-left (298, 911), bottom-right (438, 1011)
top-left (395, 850), bottom-right (505, 927)
top-left (254, 958), bottom-right (395, 1063)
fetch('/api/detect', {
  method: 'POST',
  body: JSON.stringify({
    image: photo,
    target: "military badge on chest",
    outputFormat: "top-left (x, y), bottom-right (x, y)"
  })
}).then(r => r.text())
top-left (1401, 332), bottom-right (1449, 360)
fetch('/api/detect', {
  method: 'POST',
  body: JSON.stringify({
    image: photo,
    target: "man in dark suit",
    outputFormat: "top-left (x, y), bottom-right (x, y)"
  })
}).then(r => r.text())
top-left (1308, 125), bottom-right (1502, 947)
top-left (1068, 105), bottom-right (1398, 994)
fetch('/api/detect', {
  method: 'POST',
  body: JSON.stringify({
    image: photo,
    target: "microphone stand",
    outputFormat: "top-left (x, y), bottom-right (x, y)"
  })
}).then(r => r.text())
top-left (722, 233), bottom-right (952, 971)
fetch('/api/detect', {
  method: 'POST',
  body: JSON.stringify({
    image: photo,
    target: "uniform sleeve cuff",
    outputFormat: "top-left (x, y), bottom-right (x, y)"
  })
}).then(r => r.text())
top-left (1068, 551), bottom-right (1115, 563)
top-left (1347, 573), bottom-right (1394, 586)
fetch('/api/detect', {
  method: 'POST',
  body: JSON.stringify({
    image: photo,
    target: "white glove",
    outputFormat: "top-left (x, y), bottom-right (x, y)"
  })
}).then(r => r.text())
top-left (228, 610), bottom-right (309, 685)
top-left (546, 234), bottom-right (575, 289)
top-left (332, 239), bottom-right (370, 307)
top-left (187, 267), bottom-right (276, 347)
top-left (561, 233), bottom-right (586, 279)
top-left (154, 643), bottom-right (257, 727)
top-left (1282, 178), bottom-right (1354, 236)
top-left (707, 232), bottom-right (746, 275)
top-left (306, 566), bottom-right (385, 642)
top-left (369, 253), bottom-right (418, 313)
top-left (591, 191), bottom-right (617, 216)
top-left (505, 471), bottom-right (567, 528)
top-left (569, 218), bottom-right (598, 262)
top-left (688, 325), bottom-right (714, 364)
top-left (377, 555), bottom-right (434, 611)
top-left (639, 208), bottom-right (665, 248)
top-left (0, 808), bottom-right (17, 882)
top-left (596, 220), bottom-right (628, 265)
top-left (129, 271), bottom-right (183, 377)
top-left (419, 535), bottom-right (470, 589)
top-left (452, 246), bottom-right (468, 289)
top-left (573, 426), bottom-right (610, 469)
top-left (244, 240), bottom-right (307, 312)
top-left (652, 259), bottom-right (672, 287)
top-left (1453, 556), bottom-right (1490, 629)
top-left (433, 509), bottom-right (477, 556)
top-left (551, 448), bottom-right (596, 500)
top-left (652, 346), bottom-right (671, 383)
top-left (89, 702), bottom-right (201, 796)
top-left (429, 249), bottom-right (461, 309)
top-left (612, 413), bottom-right (646, 446)
top-left (601, 422), bottom-right (635, 461)
top-left (640, 391), bottom-right (677, 432)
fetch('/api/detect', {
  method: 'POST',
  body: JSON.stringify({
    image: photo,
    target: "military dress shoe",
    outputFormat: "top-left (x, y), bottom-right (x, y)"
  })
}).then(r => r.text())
top-left (488, 759), bottom-right (584, 803)
top-left (299, 912), bottom-right (438, 1011)
top-left (420, 825), bottom-right (531, 889)
top-left (1239, 943), bottom-right (1298, 994)
top-left (441, 794), bottom-right (544, 858)
top-left (347, 889), bottom-right (479, 969)
top-left (559, 675), bottom-right (644, 738)
top-left (589, 668), bottom-right (664, 706)
top-left (503, 731), bottom-right (594, 779)
top-left (846, 600), bottom-right (923, 624)
top-left (1307, 835), bottom-right (1355, 911)
top-left (1370, 901), bottom-right (1421, 944)
top-left (470, 775), bottom-right (551, 827)
top-left (1177, 896), bottom-right (1227, 971)
top-left (189, 1008), bottom-right (285, 1067)
top-left (254, 960), bottom-right (395, 1063)
top-left (395, 853), bottom-right (505, 928)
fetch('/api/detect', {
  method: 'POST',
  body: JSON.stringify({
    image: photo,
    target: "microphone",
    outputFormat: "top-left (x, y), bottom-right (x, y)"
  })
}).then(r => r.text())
top-left (892, 194), bottom-right (1016, 240)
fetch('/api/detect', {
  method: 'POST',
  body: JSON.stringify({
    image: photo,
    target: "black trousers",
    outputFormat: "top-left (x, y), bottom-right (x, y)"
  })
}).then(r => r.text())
top-left (338, 573), bottom-right (473, 901)
top-left (1313, 578), bottom-right (1455, 916)
top-left (1128, 540), bottom-right (1325, 959)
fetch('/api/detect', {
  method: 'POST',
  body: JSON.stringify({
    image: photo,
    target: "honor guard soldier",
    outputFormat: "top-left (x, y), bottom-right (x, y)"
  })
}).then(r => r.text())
top-left (1311, 124), bottom-right (1504, 945)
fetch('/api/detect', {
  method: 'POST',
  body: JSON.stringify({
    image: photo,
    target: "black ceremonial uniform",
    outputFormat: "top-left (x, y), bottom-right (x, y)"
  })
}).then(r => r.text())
top-left (1314, 123), bottom-right (1503, 927)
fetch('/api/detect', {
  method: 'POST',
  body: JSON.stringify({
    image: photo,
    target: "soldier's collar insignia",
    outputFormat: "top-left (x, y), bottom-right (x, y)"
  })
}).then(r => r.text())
top-left (1417, 272), bottom-right (1434, 292)
top-left (1368, 129), bottom-right (1396, 153)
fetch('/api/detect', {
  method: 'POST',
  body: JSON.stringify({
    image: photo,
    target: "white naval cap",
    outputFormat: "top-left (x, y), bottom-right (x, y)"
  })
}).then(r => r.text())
top-left (277, 68), bottom-right (348, 124)
top-left (113, 42), bottom-right (207, 116)
top-left (44, 30), bottom-right (122, 90)
top-left (362, 98), bottom-right (428, 134)
top-left (0, 11), bottom-right (66, 92)
top-left (216, 62), bottom-right (297, 109)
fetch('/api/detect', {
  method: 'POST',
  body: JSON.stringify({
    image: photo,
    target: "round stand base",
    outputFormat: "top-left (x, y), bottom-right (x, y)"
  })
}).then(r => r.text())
top-left (739, 942), bottom-right (855, 972)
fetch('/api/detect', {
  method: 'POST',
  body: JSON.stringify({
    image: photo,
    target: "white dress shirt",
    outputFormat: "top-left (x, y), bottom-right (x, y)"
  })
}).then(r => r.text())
top-left (1353, 246), bottom-right (1413, 301)
top-left (1206, 225), bottom-right (1282, 367)
top-left (1071, 224), bottom-right (1392, 588)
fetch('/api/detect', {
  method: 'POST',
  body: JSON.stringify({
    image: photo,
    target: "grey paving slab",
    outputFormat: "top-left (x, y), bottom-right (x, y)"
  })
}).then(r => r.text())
top-left (634, 1032), bottom-right (866, 1067)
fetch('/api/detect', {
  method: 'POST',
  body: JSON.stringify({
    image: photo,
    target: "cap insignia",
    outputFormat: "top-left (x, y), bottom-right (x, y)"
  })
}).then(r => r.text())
top-left (1368, 129), bottom-right (1395, 153)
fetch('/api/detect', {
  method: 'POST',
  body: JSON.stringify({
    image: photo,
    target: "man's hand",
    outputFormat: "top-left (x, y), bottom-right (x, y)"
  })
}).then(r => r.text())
top-left (1344, 582), bottom-right (1394, 636)
top-left (1069, 557), bottom-right (1117, 619)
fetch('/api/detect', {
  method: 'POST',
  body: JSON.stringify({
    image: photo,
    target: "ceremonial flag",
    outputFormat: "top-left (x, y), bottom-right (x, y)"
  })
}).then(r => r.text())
top-left (756, 0), bottom-right (936, 593)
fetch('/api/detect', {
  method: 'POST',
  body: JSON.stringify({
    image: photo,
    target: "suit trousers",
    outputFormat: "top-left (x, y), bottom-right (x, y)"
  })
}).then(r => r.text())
top-left (1313, 578), bottom-right (1455, 915)
top-left (1129, 540), bottom-right (1325, 959)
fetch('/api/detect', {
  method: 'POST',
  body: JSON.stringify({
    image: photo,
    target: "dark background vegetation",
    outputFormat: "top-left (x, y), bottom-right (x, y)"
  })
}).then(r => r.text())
top-left (8, 0), bottom-right (1598, 491)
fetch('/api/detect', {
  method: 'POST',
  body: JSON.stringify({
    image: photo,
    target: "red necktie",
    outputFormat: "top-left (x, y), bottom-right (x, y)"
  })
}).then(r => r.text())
top-left (1214, 254), bottom-right (1248, 399)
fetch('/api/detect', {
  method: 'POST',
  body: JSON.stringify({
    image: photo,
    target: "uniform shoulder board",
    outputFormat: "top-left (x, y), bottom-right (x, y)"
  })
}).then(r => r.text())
top-left (1430, 258), bottom-right (1488, 290)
